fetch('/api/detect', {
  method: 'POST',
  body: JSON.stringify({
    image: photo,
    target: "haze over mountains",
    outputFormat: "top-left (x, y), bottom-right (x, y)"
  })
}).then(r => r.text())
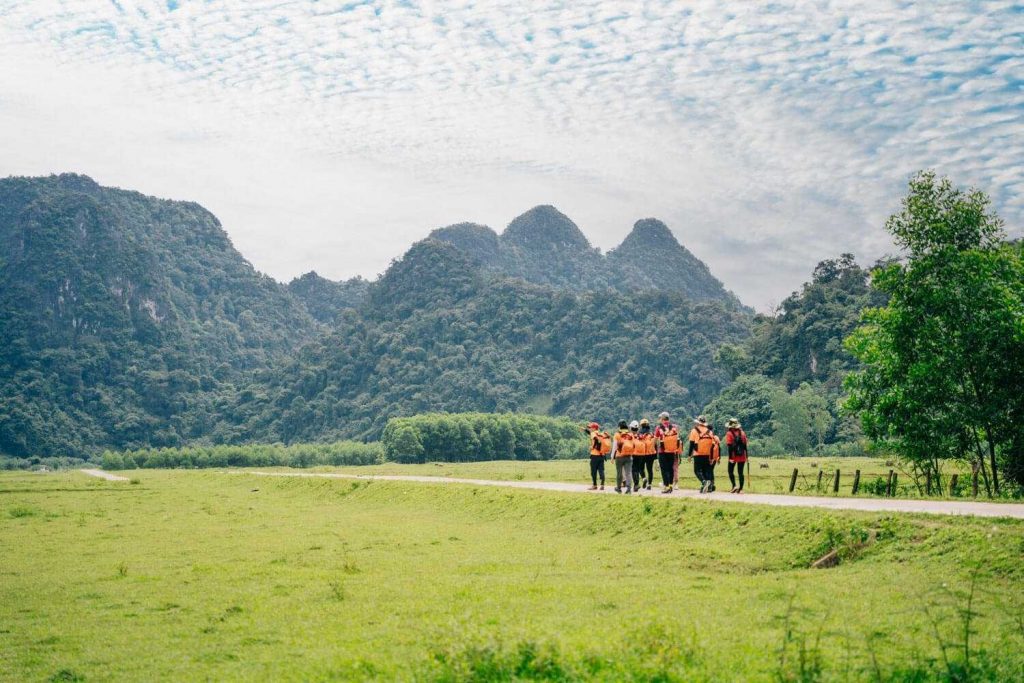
top-left (1, 174), bottom-right (853, 459)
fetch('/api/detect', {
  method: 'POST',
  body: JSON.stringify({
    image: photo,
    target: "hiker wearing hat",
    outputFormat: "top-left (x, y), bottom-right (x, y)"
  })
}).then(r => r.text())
top-left (584, 422), bottom-right (611, 490)
top-left (688, 415), bottom-right (717, 493)
top-left (655, 411), bottom-right (682, 493)
top-left (610, 420), bottom-right (635, 494)
top-left (632, 418), bottom-right (657, 491)
top-left (725, 418), bottom-right (749, 493)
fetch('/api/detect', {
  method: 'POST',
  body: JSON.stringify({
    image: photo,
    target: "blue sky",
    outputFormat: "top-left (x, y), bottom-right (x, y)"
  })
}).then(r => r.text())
top-left (0, 0), bottom-right (1022, 309)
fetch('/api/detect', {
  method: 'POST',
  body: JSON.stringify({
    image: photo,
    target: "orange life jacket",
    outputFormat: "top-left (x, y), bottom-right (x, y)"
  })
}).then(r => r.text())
top-left (691, 425), bottom-right (716, 457)
top-left (636, 432), bottom-right (655, 455)
top-left (614, 431), bottom-right (636, 457)
top-left (590, 431), bottom-right (612, 456)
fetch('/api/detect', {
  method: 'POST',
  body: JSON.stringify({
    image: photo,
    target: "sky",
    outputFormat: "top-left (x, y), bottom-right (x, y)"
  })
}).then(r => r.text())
top-left (0, 1), bottom-right (1022, 311)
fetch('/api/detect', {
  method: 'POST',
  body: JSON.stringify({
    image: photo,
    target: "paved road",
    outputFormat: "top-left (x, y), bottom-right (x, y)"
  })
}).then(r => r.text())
top-left (236, 470), bottom-right (1024, 520)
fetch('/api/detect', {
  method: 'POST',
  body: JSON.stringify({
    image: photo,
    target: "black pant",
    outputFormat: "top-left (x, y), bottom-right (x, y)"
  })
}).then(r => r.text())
top-left (728, 460), bottom-right (745, 490)
top-left (633, 455), bottom-right (655, 487)
top-left (693, 456), bottom-right (714, 488)
top-left (658, 453), bottom-right (676, 486)
top-left (590, 456), bottom-right (605, 485)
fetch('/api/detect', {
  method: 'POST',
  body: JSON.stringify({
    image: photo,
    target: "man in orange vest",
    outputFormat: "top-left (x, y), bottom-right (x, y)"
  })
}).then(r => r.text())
top-left (688, 415), bottom-right (718, 493)
top-left (655, 411), bottom-right (682, 493)
top-left (584, 422), bottom-right (609, 490)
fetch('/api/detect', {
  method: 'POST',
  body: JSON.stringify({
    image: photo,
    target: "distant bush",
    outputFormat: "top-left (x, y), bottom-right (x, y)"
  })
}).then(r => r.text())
top-left (381, 412), bottom-right (586, 463)
top-left (100, 441), bottom-right (383, 470)
top-left (0, 456), bottom-right (89, 471)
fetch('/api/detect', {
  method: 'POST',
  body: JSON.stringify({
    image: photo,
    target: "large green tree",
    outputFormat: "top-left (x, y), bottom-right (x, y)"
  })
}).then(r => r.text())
top-left (845, 172), bottom-right (1024, 494)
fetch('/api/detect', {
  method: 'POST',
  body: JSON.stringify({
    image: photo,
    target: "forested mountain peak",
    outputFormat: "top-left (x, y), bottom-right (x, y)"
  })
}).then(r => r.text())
top-left (0, 174), bottom-right (318, 457)
top-left (427, 222), bottom-right (502, 267)
top-left (613, 218), bottom-right (681, 252)
top-left (502, 205), bottom-right (592, 251)
top-left (287, 271), bottom-right (370, 323)
top-left (368, 238), bottom-right (483, 317)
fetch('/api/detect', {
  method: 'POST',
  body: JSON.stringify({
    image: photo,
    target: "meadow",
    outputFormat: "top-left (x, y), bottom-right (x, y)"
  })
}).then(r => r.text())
top-left (2, 469), bottom-right (1022, 681)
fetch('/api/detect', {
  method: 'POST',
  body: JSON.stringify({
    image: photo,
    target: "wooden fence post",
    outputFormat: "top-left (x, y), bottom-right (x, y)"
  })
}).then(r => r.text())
top-left (816, 469), bottom-right (824, 491)
top-left (886, 470), bottom-right (895, 496)
top-left (892, 473), bottom-right (898, 496)
top-left (949, 473), bottom-right (959, 496)
top-left (926, 470), bottom-right (932, 496)
top-left (789, 468), bottom-right (798, 493)
top-left (852, 469), bottom-right (861, 495)
top-left (833, 469), bottom-right (840, 493)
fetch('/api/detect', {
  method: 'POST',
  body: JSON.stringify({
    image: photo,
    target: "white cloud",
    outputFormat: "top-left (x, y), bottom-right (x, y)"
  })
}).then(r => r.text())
top-left (0, 0), bottom-right (1021, 310)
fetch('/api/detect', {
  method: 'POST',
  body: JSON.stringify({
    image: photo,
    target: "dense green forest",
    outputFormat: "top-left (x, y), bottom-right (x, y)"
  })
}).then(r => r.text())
top-left (215, 239), bottom-right (750, 443)
top-left (0, 174), bottom-right (318, 459)
top-left (0, 173), bottom-right (940, 467)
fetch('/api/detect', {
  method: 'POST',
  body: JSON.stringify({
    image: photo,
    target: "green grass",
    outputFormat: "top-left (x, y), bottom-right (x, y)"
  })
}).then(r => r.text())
top-left (311, 456), bottom-right (975, 499)
top-left (1, 470), bottom-right (1022, 681)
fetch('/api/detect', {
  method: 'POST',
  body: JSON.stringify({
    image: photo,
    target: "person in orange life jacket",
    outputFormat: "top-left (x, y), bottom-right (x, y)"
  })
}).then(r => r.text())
top-left (610, 420), bottom-right (635, 494)
top-left (725, 418), bottom-right (749, 493)
top-left (688, 415), bottom-right (718, 493)
top-left (583, 422), bottom-right (610, 490)
top-left (654, 411), bottom-right (682, 493)
top-left (631, 419), bottom-right (656, 491)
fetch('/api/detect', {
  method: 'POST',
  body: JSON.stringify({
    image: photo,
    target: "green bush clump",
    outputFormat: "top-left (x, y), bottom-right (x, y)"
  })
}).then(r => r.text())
top-left (99, 441), bottom-right (383, 470)
top-left (380, 412), bottom-right (587, 463)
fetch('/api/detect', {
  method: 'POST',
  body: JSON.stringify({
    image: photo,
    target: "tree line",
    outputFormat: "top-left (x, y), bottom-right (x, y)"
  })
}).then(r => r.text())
top-left (381, 412), bottom-right (586, 463)
top-left (101, 441), bottom-right (381, 470)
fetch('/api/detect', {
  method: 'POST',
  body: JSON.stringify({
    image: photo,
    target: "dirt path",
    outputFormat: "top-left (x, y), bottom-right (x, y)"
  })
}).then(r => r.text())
top-left (237, 471), bottom-right (1024, 520)
top-left (81, 468), bottom-right (130, 482)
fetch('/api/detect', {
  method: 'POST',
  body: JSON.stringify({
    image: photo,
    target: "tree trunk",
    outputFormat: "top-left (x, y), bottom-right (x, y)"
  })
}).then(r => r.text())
top-left (970, 428), bottom-right (993, 497)
top-left (985, 428), bottom-right (1000, 495)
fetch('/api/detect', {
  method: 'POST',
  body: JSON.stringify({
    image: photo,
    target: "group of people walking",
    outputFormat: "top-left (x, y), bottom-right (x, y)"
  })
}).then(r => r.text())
top-left (584, 413), bottom-right (749, 494)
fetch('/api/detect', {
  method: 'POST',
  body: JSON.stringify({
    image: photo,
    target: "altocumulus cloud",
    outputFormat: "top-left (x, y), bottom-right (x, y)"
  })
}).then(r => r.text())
top-left (0, 0), bottom-right (1021, 309)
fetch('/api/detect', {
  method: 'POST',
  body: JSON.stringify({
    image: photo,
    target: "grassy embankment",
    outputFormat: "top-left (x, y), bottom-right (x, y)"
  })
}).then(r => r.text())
top-left (2, 469), bottom-right (1022, 681)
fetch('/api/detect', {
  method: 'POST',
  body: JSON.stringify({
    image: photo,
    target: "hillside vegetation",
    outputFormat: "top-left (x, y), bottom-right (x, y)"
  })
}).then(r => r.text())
top-left (219, 239), bottom-right (750, 443)
top-left (0, 174), bottom-right (318, 458)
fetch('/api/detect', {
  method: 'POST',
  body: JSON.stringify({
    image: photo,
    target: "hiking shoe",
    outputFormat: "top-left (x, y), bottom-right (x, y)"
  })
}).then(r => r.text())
top-left (700, 481), bottom-right (710, 494)
top-left (661, 486), bottom-right (671, 494)
top-left (614, 487), bottom-right (621, 494)
top-left (588, 485), bottom-right (598, 491)
top-left (730, 487), bottom-right (738, 493)
top-left (599, 484), bottom-right (605, 490)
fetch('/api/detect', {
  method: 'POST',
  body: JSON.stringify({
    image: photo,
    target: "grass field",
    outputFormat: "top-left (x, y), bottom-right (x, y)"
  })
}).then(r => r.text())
top-left (2, 469), bottom-right (1022, 681)
top-left (315, 456), bottom-right (976, 499)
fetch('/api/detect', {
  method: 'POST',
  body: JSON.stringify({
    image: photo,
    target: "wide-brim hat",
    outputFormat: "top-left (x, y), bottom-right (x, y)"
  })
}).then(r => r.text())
top-left (694, 415), bottom-right (708, 425)
top-left (726, 418), bottom-right (741, 428)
